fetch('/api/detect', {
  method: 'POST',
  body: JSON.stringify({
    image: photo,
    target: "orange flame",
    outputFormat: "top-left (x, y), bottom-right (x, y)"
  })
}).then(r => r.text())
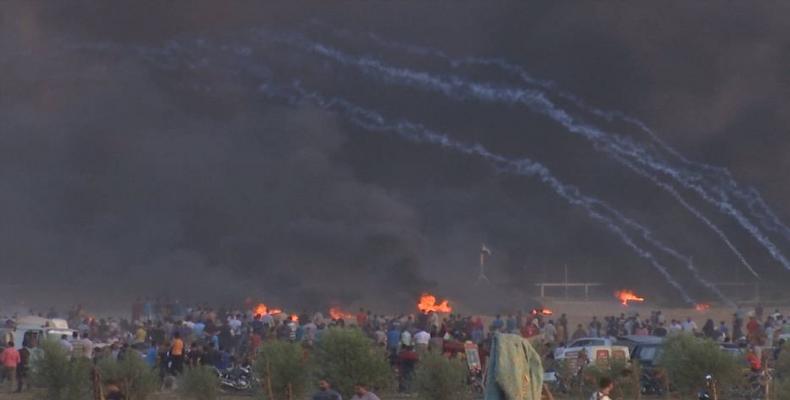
top-left (290, 313), bottom-right (299, 322)
top-left (329, 307), bottom-right (355, 320)
top-left (615, 290), bottom-right (645, 306)
top-left (531, 308), bottom-right (553, 316)
top-left (417, 293), bottom-right (452, 314)
top-left (254, 303), bottom-right (268, 316)
top-left (695, 303), bottom-right (711, 312)
top-left (253, 303), bottom-right (283, 316)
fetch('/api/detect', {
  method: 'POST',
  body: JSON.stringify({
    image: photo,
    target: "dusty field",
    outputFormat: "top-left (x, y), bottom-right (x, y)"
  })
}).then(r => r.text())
top-left (538, 298), bottom-right (742, 329)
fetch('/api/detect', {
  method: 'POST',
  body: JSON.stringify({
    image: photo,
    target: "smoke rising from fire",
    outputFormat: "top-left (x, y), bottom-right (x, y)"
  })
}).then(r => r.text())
top-left (2, 2), bottom-right (790, 311)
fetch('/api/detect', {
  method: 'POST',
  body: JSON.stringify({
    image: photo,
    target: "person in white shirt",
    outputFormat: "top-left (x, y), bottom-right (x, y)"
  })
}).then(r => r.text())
top-left (59, 335), bottom-right (73, 353)
top-left (682, 317), bottom-right (698, 333)
top-left (413, 329), bottom-right (430, 352)
top-left (228, 314), bottom-right (242, 336)
top-left (80, 333), bottom-right (94, 359)
top-left (589, 377), bottom-right (614, 400)
top-left (543, 321), bottom-right (557, 343)
top-left (400, 329), bottom-right (412, 348)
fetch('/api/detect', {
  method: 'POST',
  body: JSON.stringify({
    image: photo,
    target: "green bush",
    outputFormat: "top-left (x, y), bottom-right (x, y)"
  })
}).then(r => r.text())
top-left (657, 334), bottom-right (742, 397)
top-left (32, 340), bottom-right (93, 400)
top-left (582, 361), bottom-right (641, 400)
top-left (178, 366), bottom-right (219, 400)
top-left (314, 328), bottom-right (393, 398)
top-left (414, 352), bottom-right (471, 400)
top-left (776, 343), bottom-right (790, 379)
top-left (96, 353), bottom-right (158, 400)
top-left (255, 340), bottom-right (311, 400)
top-left (773, 378), bottom-right (790, 400)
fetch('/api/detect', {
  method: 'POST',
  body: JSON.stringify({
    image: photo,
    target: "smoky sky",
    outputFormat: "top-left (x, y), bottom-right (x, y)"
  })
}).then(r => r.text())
top-left (2, 2), bottom-right (790, 311)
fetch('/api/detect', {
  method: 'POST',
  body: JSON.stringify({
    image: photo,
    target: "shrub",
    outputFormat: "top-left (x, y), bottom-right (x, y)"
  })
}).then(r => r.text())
top-left (773, 378), bottom-right (790, 400)
top-left (32, 340), bottom-right (93, 400)
top-left (313, 328), bottom-right (393, 398)
top-left (178, 366), bottom-right (219, 400)
top-left (255, 340), bottom-right (311, 400)
top-left (413, 352), bottom-right (471, 400)
top-left (96, 353), bottom-right (158, 400)
top-left (657, 334), bottom-right (742, 397)
top-left (775, 343), bottom-right (790, 379)
top-left (582, 360), bottom-right (641, 400)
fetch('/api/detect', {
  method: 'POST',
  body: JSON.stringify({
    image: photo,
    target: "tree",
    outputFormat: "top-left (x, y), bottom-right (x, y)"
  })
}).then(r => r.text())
top-left (96, 353), bottom-right (158, 400)
top-left (178, 366), bottom-right (219, 400)
top-left (32, 340), bottom-right (93, 400)
top-left (582, 361), bottom-right (641, 400)
top-left (414, 352), bottom-right (471, 400)
top-left (313, 328), bottom-right (393, 398)
top-left (255, 340), bottom-right (311, 400)
top-left (657, 334), bottom-right (742, 398)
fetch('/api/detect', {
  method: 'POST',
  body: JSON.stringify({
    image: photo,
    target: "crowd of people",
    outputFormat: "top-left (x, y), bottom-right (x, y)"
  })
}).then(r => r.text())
top-left (1, 299), bottom-right (787, 398)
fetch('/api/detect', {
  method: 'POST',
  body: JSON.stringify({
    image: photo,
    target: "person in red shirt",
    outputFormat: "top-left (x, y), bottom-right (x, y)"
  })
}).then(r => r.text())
top-left (746, 347), bottom-right (762, 372)
top-left (356, 309), bottom-right (369, 328)
top-left (249, 332), bottom-right (262, 352)
top-left (1, 341), bottom-right (21, 393)
top-left (746, 317), bottom-right (761, 345)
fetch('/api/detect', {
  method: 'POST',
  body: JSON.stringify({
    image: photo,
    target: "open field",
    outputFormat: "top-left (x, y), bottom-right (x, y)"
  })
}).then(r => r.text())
top-left (534, 298), bottom-right (751, 330)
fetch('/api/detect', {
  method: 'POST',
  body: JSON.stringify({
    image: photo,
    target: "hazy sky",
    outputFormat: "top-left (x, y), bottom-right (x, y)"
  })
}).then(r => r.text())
top-left (2, 2), bottom-right (789, 310)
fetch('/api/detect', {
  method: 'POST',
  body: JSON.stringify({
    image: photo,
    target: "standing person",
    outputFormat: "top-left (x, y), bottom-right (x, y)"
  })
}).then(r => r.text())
top-left (558, 314), bottom-right (569, 343)
top-left (59, 334), bottom-right (73, 353)
top-left (170, 332), bottom-right (185, 374)
top-left (682, 317), bottom-right (698, 334)
top-left (145, 341), bottom-right (158, 368)
top-left (413, 329), bottom-right (430, 353)
top-left (350, 383), bottom-right (381, 400)
top-left (543, 320), bottom-right (557, 343)
top-left (80, 332), bottom-right (94, 360)
top-left (397, 346), bottom-right (419, 393)
top-left (589, 377), bottom-right (614, 400)
top-left (400, 329), bottom-right (412, 349)
top-left (312, 379), bottom-right (342, 400)
top-left (70, 331), bottom-right (85, 359)
top-left (571, 324), bottom-right (587, 340)
top-left (15, 341), bottom-right (31, 393)
top-left (386, 326), bottom-right (401, 356)
top-left (0, 341), bottom-right (20, 393)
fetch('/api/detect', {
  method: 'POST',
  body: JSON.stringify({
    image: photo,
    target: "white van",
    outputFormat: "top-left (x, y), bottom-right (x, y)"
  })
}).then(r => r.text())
top-left (1, 316), bottom-right (76, 349)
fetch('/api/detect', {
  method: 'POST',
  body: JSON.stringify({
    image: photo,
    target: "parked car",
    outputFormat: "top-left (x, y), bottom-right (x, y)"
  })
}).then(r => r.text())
top-left (554, 337), bottom-right (630, 363)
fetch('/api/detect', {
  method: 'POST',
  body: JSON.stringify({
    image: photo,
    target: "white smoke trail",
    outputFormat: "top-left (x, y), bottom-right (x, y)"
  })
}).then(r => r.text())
top-left (259, 32), bottom-right (790, 273)
top-left (31, 34), bottom-right (733, 303)
top-left (334, 25), bottom-right (790, 247)
top-left (607, 154), bottom-right (759, 279)
top-left (255, 81), bottom-right (746, 305)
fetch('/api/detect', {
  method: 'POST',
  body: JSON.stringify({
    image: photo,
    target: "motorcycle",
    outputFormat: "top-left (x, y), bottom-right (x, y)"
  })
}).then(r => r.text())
top-left (698, 374), bottom-right (715, 400)
top-left (640, 369), bottom-right (664, 396)
top-left (214, 365), bottom-right (258, 392)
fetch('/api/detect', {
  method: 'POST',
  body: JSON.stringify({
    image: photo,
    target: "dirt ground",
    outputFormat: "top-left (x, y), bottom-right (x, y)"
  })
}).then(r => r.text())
top-left (538, 298), bottom-right (742, 329)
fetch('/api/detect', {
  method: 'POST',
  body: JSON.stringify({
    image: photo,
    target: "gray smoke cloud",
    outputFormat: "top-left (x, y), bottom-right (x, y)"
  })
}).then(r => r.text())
top-left (2, 2), bottom-right (789, 312)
